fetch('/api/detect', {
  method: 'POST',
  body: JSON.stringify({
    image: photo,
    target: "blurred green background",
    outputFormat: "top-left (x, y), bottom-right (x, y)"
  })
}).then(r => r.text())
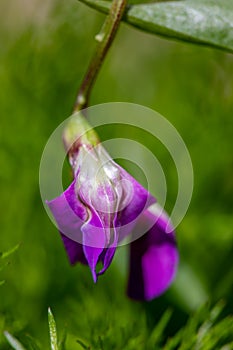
top-left (0, 0), bottom-right (233, 348)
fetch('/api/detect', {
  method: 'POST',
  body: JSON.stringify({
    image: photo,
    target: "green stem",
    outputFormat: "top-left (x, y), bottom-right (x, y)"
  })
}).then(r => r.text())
top-left (73, 0), bottom-right (127, 112)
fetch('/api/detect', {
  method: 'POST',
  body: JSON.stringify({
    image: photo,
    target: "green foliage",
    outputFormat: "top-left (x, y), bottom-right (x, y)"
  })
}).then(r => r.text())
top-left (79, 0), bottom-right (233, 52)
top-left (4, 302), bottom-right (233, 349)
top-left (0, 245), bottom-right (19, 286)
top-left (0, 245), bottom-right (19, 260)
top-left (164, 301), bottom-right (233, 350)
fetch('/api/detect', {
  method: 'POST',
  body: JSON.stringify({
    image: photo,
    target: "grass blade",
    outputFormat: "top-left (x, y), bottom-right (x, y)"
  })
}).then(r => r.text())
top-left (4, 331), bottom-right (26, 350)
top-left (48, 308), bottom-right (59, 350)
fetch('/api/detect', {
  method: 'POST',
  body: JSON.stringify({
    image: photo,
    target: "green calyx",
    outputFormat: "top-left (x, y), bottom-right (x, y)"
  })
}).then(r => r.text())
top-left (63, 112), bottom-right (99, 152)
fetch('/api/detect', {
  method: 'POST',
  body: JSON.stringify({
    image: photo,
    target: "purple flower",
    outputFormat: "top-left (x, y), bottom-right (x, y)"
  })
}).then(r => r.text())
top-left (46, 113), bottom-right (178, 300)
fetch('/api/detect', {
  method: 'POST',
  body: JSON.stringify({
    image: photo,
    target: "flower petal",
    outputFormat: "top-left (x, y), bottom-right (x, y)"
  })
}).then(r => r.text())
top-left (127, 205), bottom-right (179, 301)
top-left (81, 206), bottom-right (107, 282)
top-left (46, 181), bottom-right (87, 239)
top-left (61, 234), bottom-right (87, 265)
top-left (118, 167), bottom-right (156, 227)
top-left (115, 167), bottom-right (156, 244)
top-left (46, 181), bottom-right (88, 265)
top-left (97, 226), bottom-right (118, 276)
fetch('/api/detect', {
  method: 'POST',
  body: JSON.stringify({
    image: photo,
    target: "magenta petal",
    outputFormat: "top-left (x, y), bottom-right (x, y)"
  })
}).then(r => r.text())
top-left (97, 226), bottom-right (118, 276)
top-left (118, 167), bottom-right (155, 226)
top-left (116, 167), bottom-right (156, 243)
top-left (61, 234), bottom-right (87, 265)
top-left (98, 246), bottom-right (116, 275)
top-left (46, 181), bottom-right (87, 239)
top-left (81, 208), bottom-right (106, 282)
top-left (46, 181), bottom-right (88, 264)
top-left (127, 207), bottom-right (179, 301)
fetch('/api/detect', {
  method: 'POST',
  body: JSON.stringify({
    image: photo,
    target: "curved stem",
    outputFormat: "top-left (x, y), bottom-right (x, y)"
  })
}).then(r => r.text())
top-left (73, 0), bottom-right (127, 112)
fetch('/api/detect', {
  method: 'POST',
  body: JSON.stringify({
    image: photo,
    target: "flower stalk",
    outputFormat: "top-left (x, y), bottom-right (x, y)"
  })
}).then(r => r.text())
top-left (73, 0), bottom-right (127, 112)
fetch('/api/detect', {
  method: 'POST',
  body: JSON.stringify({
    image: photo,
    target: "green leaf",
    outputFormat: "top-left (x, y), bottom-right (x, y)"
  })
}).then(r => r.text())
top-left (58, 330), bottom-right (67, 350)
top-left (164, 301), bottom-right (233, 350)
top-left (48, 308), bottom-right (59, 350)
top-left (0, 244), bottom-right (19, 259)
top-left (76, 339), bottom-right (90, 349)
top-left (147, 309), bottom-right (172, 348)
top-left (79, 0), bottom-right (233, 53)
top-left (23, 334), bottom-right (41, 350)
top-left (4, 331), bottom-right (26, 350)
